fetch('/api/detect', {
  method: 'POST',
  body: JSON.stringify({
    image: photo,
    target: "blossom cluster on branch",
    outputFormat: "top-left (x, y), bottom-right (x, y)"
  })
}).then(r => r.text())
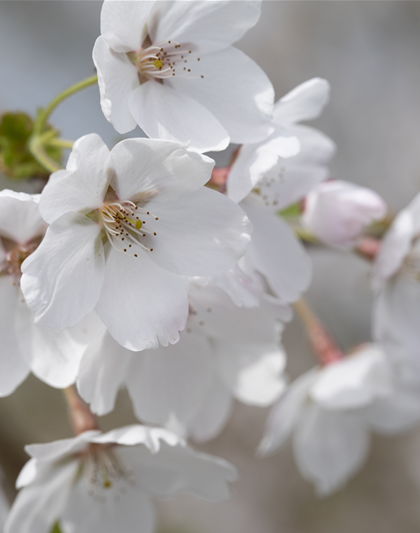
top-left (1, 1), bottom-right (419, 531)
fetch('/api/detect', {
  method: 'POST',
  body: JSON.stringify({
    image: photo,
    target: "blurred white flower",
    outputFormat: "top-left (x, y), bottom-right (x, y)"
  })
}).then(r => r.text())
top-left (302, 180), bottom-right (387, 248)
top-left (218, 78), bottom-right (335, 307)
top-left (259, 344), bottom-right (420, 496)
top-left (227, 77), bottom-right (335, 205)
top-left (21, 134), bottom-right (251, 351)
top-left (93, 0), bottom-right (274, 152)
top-left (0, 190), bottom-right (101, 396)
top-left (5, 425), bottom-right (237, 533)
top-left (0, 467), bottom-right (9, 532)
top-left (77, 282), bottom-right (288, 442)
top-left (373, 192), bottom-right (420, 379)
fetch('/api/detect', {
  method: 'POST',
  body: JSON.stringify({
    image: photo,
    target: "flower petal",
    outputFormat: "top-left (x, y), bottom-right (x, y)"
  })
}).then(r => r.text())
top-left (93, 36), bottom-right (140, 134)
top-left (218, 343), bottom-right (287, 407)
top-left (0, 191), bottom-right (45, 245)
top-left (101, 0), bottom-right (153, 52)
top-left (120, 439), bottom-right (238, 500)
top-left (129, 81), bottom-right (229, 152)
top-left (168, 46), bottom-right (274, 144)
top-left (189, 376), bottom-right (233, 443)
top-left (310, 345), bottom-right (393, 410)
top-left (293, 406), bottom-right (369, 496)
top-left (258, 369), bottom-right (316, 456)
top-left (95, 246), bottom-right (188, 351)
top-left (244, 201), bottom-right (312, 302)
top-left (110, 137), bottom-right (214, 202)
top-left (146, 187), bottom-right (251, 276)
top-left (21, 213), bottom-right (105, 329)
top-left (77, 331), bottom-right (131, 416)
top-left (61, 478), bottom-right (155, 533)
top-left (126, 330), bottom-right (214, 426)
top-left (40, 134), bottom-right (111, 224)
top-left (150, 0), bottom-right (261, 53)
top-left (227, 129), bottom-right (300, 204)
top-left (274, 78), bottom-right (331, 125)
top-left (0, 278), bottom-right (30, 397)
top-left (5, 461), bottom-right (76, 533)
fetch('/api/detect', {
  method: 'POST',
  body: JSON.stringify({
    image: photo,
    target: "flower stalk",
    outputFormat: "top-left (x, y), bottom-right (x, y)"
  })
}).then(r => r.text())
top-left (63, 386), bottom-right (100, 436)
top-left (28, 74), bottom-right (98, 173)
top-left (293, 298), bottom-right (344, 366)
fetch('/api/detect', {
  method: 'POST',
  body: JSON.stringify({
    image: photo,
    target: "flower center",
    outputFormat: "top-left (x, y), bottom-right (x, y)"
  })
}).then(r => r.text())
top-left (81, 444), bottom-right (136, 504)
top-left (100, 200), bottom-right (158, 256)
top-left (128, 39), bottom-right (203, 83)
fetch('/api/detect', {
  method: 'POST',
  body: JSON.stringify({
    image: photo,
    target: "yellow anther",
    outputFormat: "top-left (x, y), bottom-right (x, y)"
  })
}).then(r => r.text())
top-left (153, 59), bottom-right (163, 69)
top-left (126, 218), bottom-right (143, 230)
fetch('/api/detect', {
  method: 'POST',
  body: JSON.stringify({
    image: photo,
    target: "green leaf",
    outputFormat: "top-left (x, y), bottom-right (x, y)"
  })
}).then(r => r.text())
top-left (0, 111), bottom-right (62, 180)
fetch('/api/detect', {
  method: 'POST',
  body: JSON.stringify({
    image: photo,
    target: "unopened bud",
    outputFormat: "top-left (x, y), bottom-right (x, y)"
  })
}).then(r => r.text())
top-left (302, 180), bottom-right (387, 248)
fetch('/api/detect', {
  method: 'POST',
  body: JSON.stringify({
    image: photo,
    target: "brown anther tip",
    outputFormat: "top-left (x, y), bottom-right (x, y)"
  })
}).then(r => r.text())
top-left (155, 217), bottom-right (159, 220)
top-left (201, 75), bottom-right (204, 78)
top-left (124, 249), bottom-right (127, 252)
top-left (129, 244), bottom-right (132, 247)
top-left (134, 254), bottom-right (138, 257)
top-left (150, 248), bottom-right (153, 251)
top-left (122, 238), bottom-right (125, 241)
top-left (153, 232), bottom-right (156, 236)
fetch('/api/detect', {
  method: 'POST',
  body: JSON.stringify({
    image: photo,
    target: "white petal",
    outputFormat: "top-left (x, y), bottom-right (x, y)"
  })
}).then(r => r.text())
top-left (91, 425), bottom-right (180, 450)
top-left (258, 369), bottom-right (317, 456)
top-left (217, 344), bottom-right (287, 407)
top-left (274, 78), bottom-right (331, 125)
top-left (101, 0), bottom-right (153, 52)
top-left (25, 432), bottom-right (100, 462)
top-left (168, 46), bottom-right (274, 144)
top-left (310, 345), bottom-right (393, 410)
top-left (150, 0), bottom-right (261, 53)
top-left (261, 125), bottom-right (336, 212)
top-left (93, 36), bottom-right (139, 134)
top-left (77, 331), bottom-right (132, 416)
top-left (21, 213), bottom-right (105, 329)
top-left (146, 187), bottom-right (251, 276)
top-left (293, 406), bottom-right (369, 496)
top-left (110, 137), bottom-right (214, 202)
top-left (189, 376), bottom-right (233, 443)
top-left (126, 330), bottom-right (214, 426)
top-left (213, 258), bottom-right (265, 308)
top-left (5, 461), bottom-right (76, 533)
top-left (16, 308), bottom-right (104, 389)
top-left (129, 81), bottom-right (229, 152)
top-left (0, 190), bottom-right (45, 244)
top-left (0, 278), bottom-right (30, 396)
top-left (244, 201), bottom-right (312, 302)
top-left (40, 134), bottom-right (111, 224)
top-left (61, 478), bottom-right (155, 533)
top-left (372, 209), bottom-right (413, 289)
top-left (95, 246), bottom-right (188, 351)
top-left (227, 129), bottom-right (300, 204)
top-left (119, 439), bottom-right (237, 500)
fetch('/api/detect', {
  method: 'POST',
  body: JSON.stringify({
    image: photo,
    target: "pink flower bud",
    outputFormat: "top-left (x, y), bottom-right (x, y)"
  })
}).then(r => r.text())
top-left (302, 180), bottom-right (387, 248)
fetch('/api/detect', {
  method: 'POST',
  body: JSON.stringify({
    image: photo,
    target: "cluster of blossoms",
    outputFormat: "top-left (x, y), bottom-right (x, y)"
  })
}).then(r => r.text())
top-left (2, 0), bottom-right (420, 531)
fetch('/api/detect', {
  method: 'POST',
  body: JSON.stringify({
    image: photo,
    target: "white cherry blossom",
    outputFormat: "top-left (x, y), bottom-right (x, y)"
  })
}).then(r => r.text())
top-left (77, 282), bottom-right (288, 442)
top-left (0, 190), bottom-right (102, 396)
top-left (218, 79), bottom-right (335, 307)
top-left (20, 134), bottom-right (251, 351)
top-left (5, 425), bottom-right (237, 533)
top-left (373, 192), bottom-right (420, 380)
top-left (302, 180), bottom-right (387, 248)
top-left (93, 0), bottom-right (274, 152)
top-left (259, 344), bottom-right (420, 496)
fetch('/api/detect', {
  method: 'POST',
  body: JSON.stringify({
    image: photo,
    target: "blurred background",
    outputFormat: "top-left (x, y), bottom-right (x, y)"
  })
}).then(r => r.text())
top-left (1, 2), bottom-right (420, 532)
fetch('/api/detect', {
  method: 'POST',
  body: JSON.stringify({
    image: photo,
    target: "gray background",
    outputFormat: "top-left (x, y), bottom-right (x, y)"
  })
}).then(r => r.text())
top-left (1, 2), bottom-right (420, 532)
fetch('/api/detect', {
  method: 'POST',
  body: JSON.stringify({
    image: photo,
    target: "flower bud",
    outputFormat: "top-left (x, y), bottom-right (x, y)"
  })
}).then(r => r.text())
top-left (302, 180), bottom-right (387, 248)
